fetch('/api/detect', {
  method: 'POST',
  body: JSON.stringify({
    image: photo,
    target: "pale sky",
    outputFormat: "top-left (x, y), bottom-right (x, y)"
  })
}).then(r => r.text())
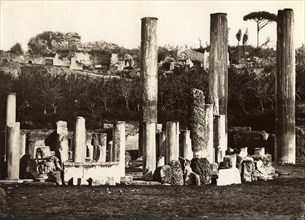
top-left (0, 0), bottom-right (304, 51)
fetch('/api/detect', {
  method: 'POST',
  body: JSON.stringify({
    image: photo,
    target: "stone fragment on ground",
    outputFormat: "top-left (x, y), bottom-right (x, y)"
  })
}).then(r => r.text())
top-left (191, 157), bottom-right (212, 185)
top-left (217, 168), bottom-right (241, 186)
top-left (169, 160), bottom-right (184, 186)
top-left (153, 165), bottom-right (172, 184)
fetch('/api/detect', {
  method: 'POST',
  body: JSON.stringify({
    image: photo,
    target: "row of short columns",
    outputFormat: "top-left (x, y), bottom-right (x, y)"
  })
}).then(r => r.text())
top-left (3, 93), bottom-right (126, 180)
top-left (73, 117), bottom-right (125, 167)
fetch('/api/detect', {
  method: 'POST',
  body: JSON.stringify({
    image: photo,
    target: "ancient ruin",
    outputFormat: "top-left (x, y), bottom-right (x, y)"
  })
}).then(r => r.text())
top-left (0, 10), bottom-right (297, 186)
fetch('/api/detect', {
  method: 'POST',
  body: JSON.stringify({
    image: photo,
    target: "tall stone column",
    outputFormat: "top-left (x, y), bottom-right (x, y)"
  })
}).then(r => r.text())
top-left (181, 130), bottom-right (193, 161)
top-left (139, 17), bottom-right (158, 174)
top-left (7, 122), bottom-right (20, 180)
top-left (165, 122), bottom-right (179, 164)
top-left (113, 121), bottom-right (125, 176)
top-left (209, 13), bottom-right (228, 161)
top-left (276, 9), bottom-right (296, 164)
top-left (73, 117), bottom-right (86, 163)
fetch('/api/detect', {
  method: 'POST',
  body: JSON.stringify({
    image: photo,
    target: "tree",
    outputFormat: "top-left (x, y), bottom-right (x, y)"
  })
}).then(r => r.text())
top-left (10, 43), bottom-right (24, 55)
top-left (236, 29), bottom-right (242, 46)
top-left (243, 11), bottom-right (277, 48)
top-left (28, 31), bottom-right (81, 55)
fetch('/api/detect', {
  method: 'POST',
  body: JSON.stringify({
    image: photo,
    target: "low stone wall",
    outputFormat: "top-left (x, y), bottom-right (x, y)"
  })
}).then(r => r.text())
top-left (63, 161), bottom-right (122, 185)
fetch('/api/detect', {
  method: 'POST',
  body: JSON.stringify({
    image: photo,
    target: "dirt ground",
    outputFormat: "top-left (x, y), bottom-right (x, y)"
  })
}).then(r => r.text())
top-left (1, 164), bottom-right (305, 220)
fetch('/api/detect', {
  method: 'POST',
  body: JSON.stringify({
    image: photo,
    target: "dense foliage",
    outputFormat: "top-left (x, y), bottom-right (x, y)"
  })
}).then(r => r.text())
top-left (1, 44), bottom-right (305, 131)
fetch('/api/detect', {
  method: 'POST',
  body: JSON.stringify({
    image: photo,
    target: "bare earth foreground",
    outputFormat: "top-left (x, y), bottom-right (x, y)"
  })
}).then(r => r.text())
top-left (1, 164), bottom-right (305, 220)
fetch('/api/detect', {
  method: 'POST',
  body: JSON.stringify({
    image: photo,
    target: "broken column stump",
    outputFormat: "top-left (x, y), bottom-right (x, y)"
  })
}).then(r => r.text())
top-left (189, 89), bottom-right (214, 162)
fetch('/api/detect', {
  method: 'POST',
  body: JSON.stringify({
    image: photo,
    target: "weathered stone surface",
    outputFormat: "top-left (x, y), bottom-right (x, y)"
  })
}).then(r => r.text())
top-left (190, 157), bottom-right (212, 185)
top-left (169, 160), bottom-right (184, 185)
top-left (189, 89), bottom-right (208, 154)
top-left (217, 168), bottom-right (241, 186)
top-left (189, 89), bottom-right (214, 161)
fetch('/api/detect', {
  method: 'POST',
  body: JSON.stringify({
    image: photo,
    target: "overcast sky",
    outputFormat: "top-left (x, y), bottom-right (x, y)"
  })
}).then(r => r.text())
top-left (1, 1), bottom-right (304, 51)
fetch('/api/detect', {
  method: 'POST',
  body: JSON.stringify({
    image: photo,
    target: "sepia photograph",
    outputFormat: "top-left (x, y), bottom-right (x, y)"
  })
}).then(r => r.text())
top-left (0, 0), bottom-right (305, 219)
